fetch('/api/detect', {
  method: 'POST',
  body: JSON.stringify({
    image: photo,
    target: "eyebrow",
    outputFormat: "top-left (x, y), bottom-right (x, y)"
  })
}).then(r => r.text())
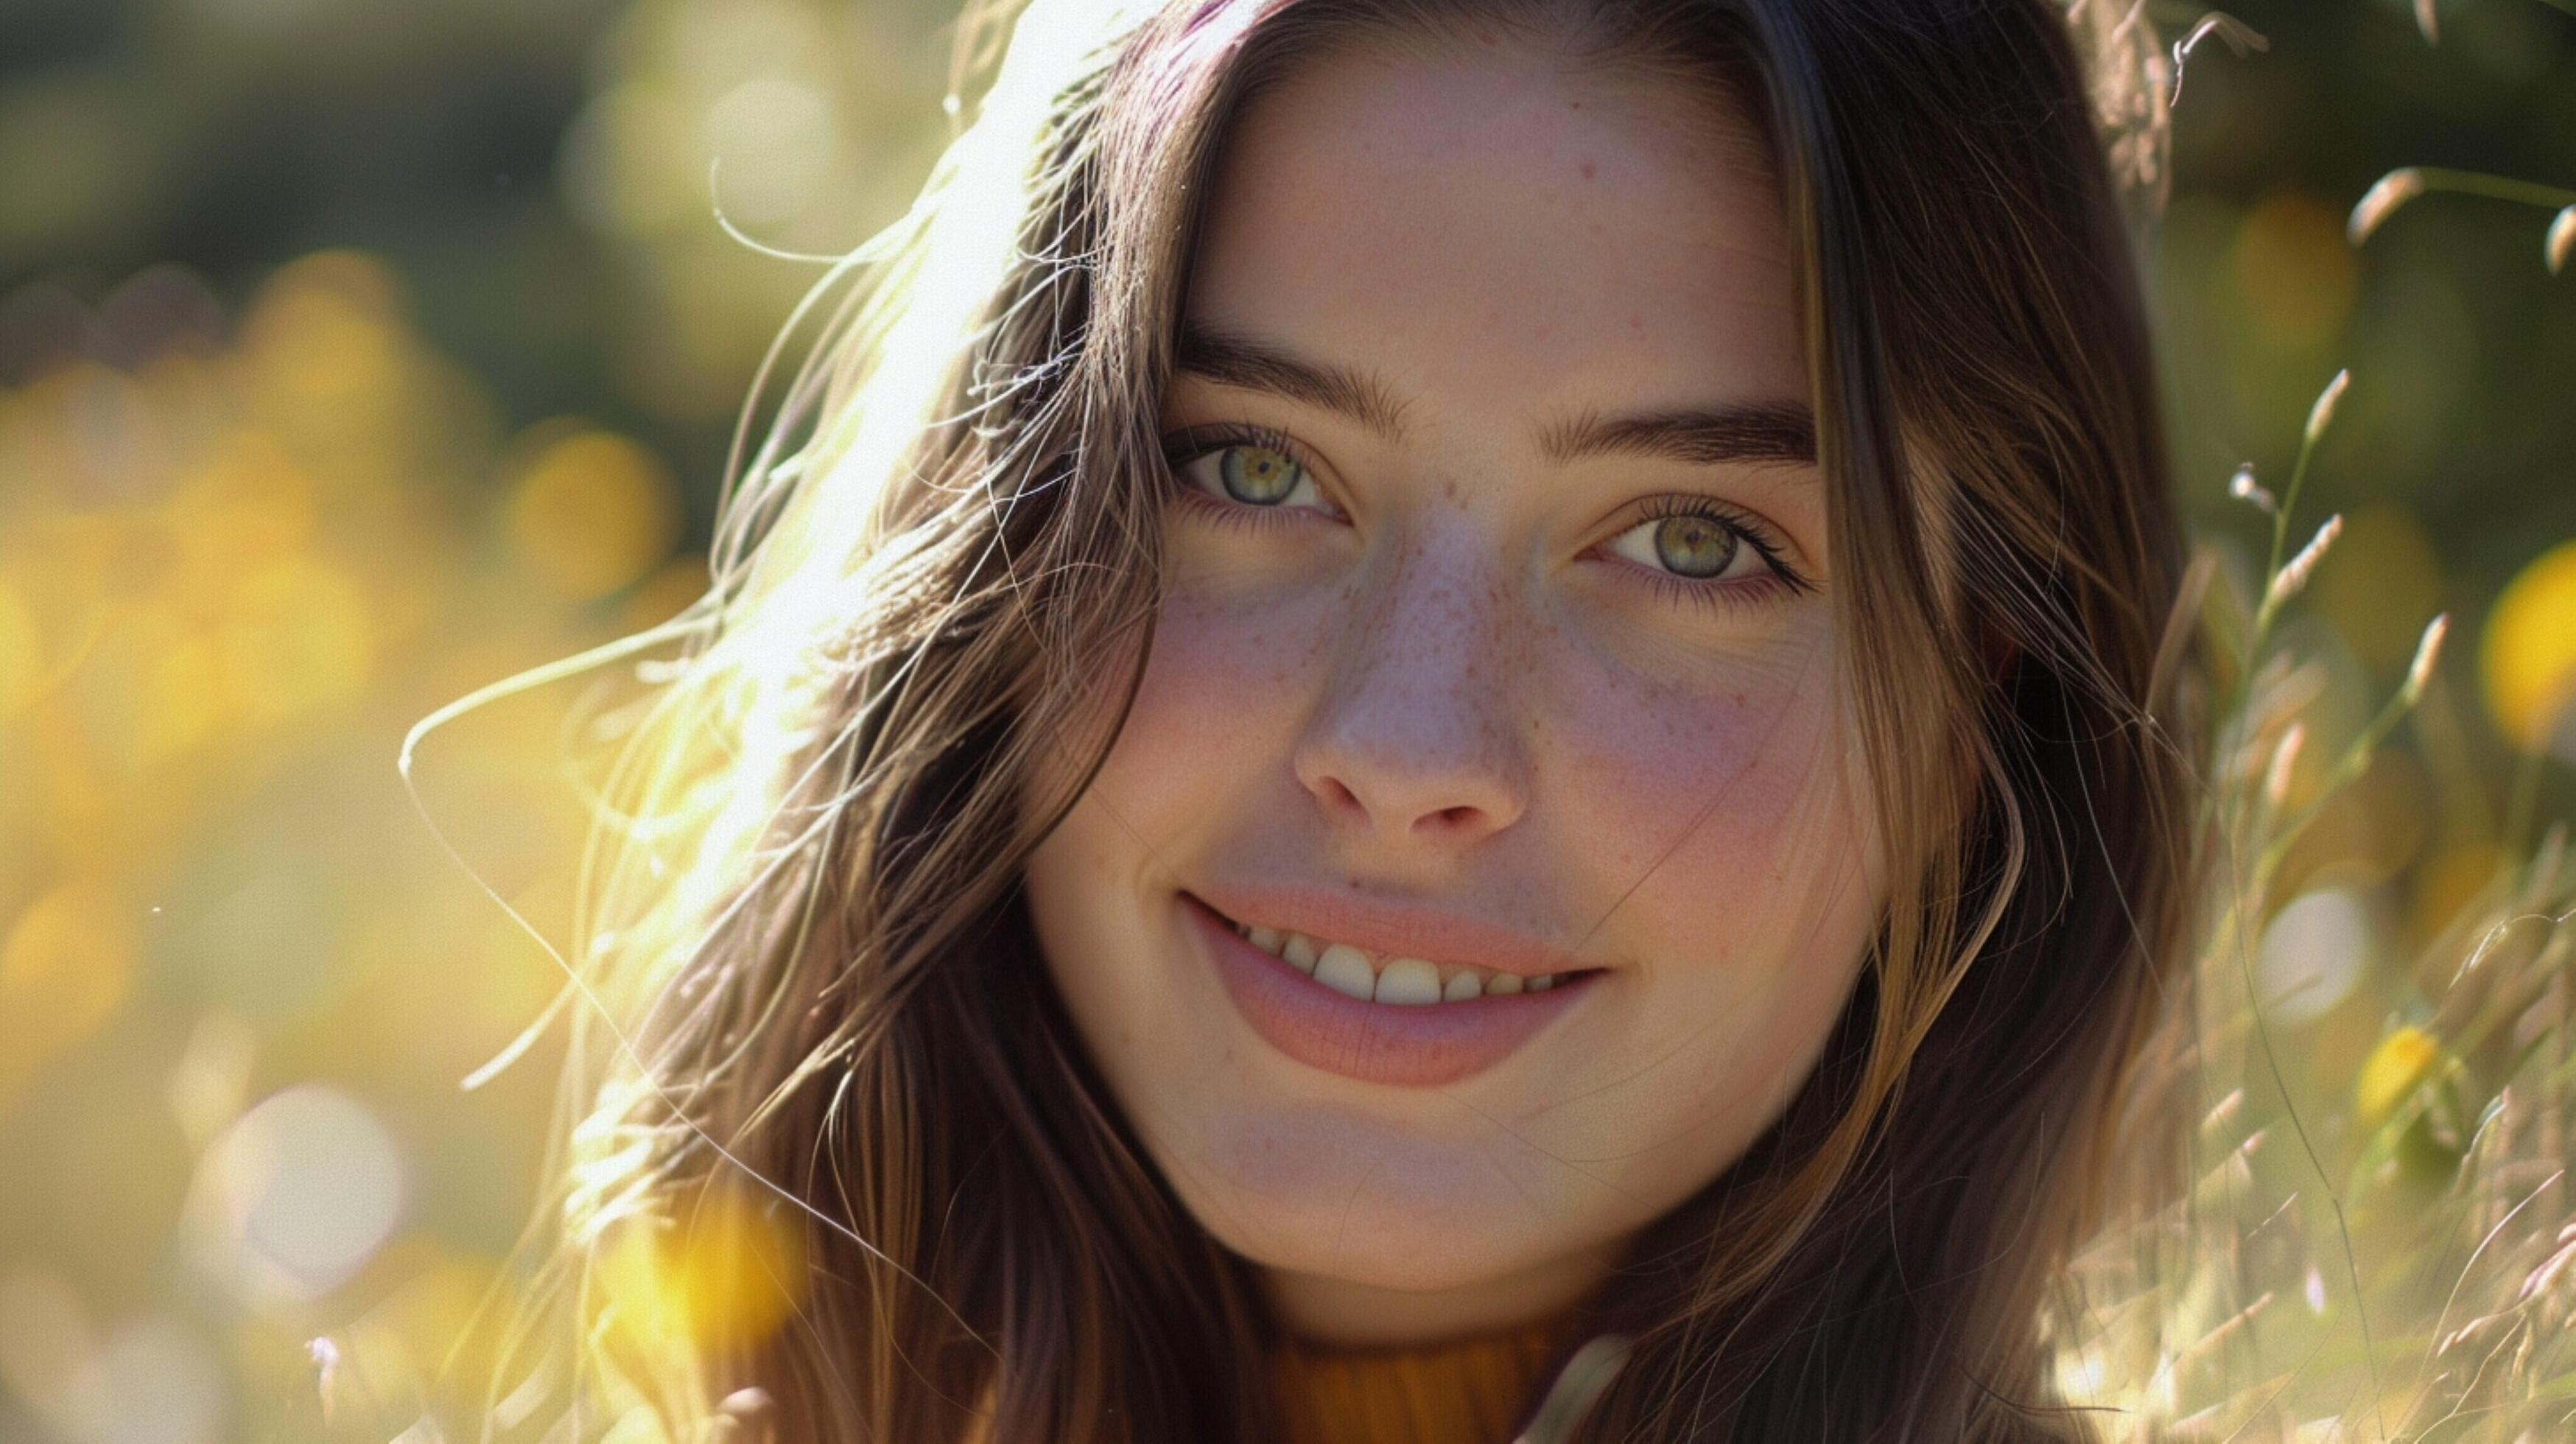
top-left (1532, 402), bottom-right (1816, 469)
top-left (1174, 323), bottom-right (1413, 438)
top-left (1173, 320), bottom-right (1817, 472)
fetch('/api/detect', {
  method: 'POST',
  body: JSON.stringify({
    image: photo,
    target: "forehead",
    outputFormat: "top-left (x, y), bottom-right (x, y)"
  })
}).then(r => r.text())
top-left (1182, 38), bottom-right (1803, 425)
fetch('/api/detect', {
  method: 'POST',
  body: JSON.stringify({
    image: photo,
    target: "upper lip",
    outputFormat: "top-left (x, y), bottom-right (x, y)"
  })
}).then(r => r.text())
top-left (1188, 882), bottom-right (1594, 978)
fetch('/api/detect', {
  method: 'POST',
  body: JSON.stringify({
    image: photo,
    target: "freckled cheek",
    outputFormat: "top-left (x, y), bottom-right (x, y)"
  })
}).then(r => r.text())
top-left (1543, 655), bottom-right (1859, 961)
top-left (1087, 577), bottom-right (1327, 816)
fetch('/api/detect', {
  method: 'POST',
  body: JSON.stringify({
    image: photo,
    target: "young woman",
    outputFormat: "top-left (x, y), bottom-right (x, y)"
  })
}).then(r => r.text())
top-left (488, 0), bottom-right (2203, 1437)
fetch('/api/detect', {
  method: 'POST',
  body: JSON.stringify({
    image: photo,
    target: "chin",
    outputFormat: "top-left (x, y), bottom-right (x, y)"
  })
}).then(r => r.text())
top-left (1171, 1095), bottom-right (1592, 1288)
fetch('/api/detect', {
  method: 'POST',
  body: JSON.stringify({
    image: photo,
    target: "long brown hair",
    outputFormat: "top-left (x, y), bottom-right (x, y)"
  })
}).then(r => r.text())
top-left (467, 0), bottom-right (2205, 1437)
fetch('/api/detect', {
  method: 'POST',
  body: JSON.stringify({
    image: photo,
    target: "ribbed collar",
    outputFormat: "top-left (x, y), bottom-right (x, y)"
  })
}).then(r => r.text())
top-left (1266, 1314), bottom-right (1575, 1444)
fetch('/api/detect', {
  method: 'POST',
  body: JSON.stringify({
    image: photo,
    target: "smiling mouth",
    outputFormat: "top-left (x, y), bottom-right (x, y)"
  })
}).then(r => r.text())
top-left (1196, 897), bottom-right (1601, 1006)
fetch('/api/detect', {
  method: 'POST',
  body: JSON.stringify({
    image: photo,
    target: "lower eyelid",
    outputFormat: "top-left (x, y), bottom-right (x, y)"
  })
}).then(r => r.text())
top-left (1168, 476), bottom-right (1331, 534)
top-left (1592, 529), bottom-right (1806, 615)
top-left (1632, 566), bottom-right (1795, 617)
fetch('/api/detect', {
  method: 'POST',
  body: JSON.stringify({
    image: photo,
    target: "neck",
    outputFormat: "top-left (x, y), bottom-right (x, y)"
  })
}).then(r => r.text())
top-left (1261, 1238), bottom-right (1617, 1348)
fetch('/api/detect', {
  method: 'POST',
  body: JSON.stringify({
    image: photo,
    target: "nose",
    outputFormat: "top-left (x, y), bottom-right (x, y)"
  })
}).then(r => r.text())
top-left (1291, 542), bottom-right (1531, 850)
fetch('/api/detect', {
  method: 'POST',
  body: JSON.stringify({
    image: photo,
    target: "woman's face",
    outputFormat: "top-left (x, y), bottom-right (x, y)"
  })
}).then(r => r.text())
top-left (1023, 36), bottom-right (1887, 1347)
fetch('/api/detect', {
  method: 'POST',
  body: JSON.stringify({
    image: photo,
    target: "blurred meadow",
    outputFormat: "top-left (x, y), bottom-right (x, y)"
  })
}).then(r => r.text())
top-left (0, 0), bottom-right (2572, 1439)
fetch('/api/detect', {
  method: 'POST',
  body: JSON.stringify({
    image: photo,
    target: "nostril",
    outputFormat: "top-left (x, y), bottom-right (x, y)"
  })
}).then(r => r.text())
top-left (1316, 776), bottom-right (1364, 816)
top-left (1299, 748), bottom-right (1525, 842)
top-left (1423, 804), bottom-right (1481, 831)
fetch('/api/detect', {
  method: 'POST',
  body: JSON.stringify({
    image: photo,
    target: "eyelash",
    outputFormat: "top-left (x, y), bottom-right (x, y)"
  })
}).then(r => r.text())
top-left (1624, 494), bottom-right (1815, 616)
top-left (1157, 425), bottom-right (1815, 615)
top-left (1159, 424), bottom-right (1339, 530)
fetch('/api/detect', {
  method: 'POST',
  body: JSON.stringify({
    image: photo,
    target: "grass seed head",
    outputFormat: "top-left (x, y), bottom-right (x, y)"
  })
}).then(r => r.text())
top-left (2304, 369), bottom-right (2352, 448)
top-left (2403, 613), bottom-right (2449, 703)
top-left (2350, 169), bottom-right (2429, 245)
top-left (2264, 723), bottom-right (2306, 809)
top-left (2267, 514), bottom-right (2343, 609)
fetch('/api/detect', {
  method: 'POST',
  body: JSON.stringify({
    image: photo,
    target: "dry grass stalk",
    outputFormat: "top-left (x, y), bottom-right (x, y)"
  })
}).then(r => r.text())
top-left (2350, 169), bottom-right (2429, 245)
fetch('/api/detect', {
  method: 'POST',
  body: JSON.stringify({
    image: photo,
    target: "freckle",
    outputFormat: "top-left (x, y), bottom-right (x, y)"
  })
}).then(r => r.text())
top-left (1580, 158), bottom-right (1596, 180)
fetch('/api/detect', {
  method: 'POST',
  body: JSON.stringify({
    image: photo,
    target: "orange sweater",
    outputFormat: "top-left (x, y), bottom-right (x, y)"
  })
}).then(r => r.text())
top-left (1268, 1315), bottom-right (1570, 1444)
top-left (955, 1314), bottom-right (1579, 1443)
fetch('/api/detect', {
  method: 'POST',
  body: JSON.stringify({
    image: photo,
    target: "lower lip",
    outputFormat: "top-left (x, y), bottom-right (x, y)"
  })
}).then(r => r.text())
top-left (1183, 892), bottom-right (1598, 1088)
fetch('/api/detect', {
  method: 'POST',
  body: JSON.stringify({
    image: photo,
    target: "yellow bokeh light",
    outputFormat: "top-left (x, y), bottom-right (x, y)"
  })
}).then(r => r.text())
top-left (324, 1244), bottom-right (515, 1420)
top-left (0, 882), bottom-right (139, 1103)
top-left (60, 600), bottom-right (222, 779)
top-left (620, 555), bottom-right (711, 633)
top-left (217, 555), bottom-right (375, 723)
top-left (141, 631), bottom-right (224, 767)
top-left (2312, 505), bottom-right (2443, 672)
top-left (20, 698), bottom-right (217, 873)
top-left (2480, 539), bottom-right (2576, 755)
top-left (0, 573), bottom-right (43, 718)
top-left (168, 429), bottom-right (320, 602)
top-left (2408, 841), bottom-right (2510, 951)
top-left (593, 1185), bottom-right (805, 1356)
top-left (506, 428), bottom-right (681, 601)
top-left (0, 1266), bottom-right (96, 1429)
top-left (71, 605), bottom-right (224, 777)
top-left (3, 519), bottom-right (118, 651)
top-left (2233, 192), bottom-right (2359, 351)
top-left (0, 241), bottom-right (772, 1437)
top-left (239, 252), bottom-right (411, 430)
top-left (2354, 1025), bottom-right (2440, 1125)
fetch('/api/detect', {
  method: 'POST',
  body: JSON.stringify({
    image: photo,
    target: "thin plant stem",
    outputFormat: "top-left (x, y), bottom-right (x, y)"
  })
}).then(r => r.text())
top-left (2400, 168), bottom-right (2576, 211)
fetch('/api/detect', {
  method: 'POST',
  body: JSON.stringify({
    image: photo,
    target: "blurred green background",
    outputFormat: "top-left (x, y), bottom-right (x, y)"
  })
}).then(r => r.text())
top-left (0, 0), bottom-right (2569, 1438)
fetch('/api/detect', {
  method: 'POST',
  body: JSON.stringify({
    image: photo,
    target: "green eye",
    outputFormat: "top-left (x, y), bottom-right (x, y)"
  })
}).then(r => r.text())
top-left (1217, 445), bottom-right (1304, 505)
top-left (1652, 514), bottom-right (1740, 578)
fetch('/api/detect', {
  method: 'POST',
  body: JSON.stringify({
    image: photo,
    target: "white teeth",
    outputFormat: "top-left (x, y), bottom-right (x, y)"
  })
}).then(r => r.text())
top-left (1313, 943), bottom-right (1376, 1000)
top-left (1281, 933), bottom-right (1319, 975)
top-left (1373, 958), bottom-right (1442, 1006)
top-left (1230, 914), bottom-right (1579, 1004)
